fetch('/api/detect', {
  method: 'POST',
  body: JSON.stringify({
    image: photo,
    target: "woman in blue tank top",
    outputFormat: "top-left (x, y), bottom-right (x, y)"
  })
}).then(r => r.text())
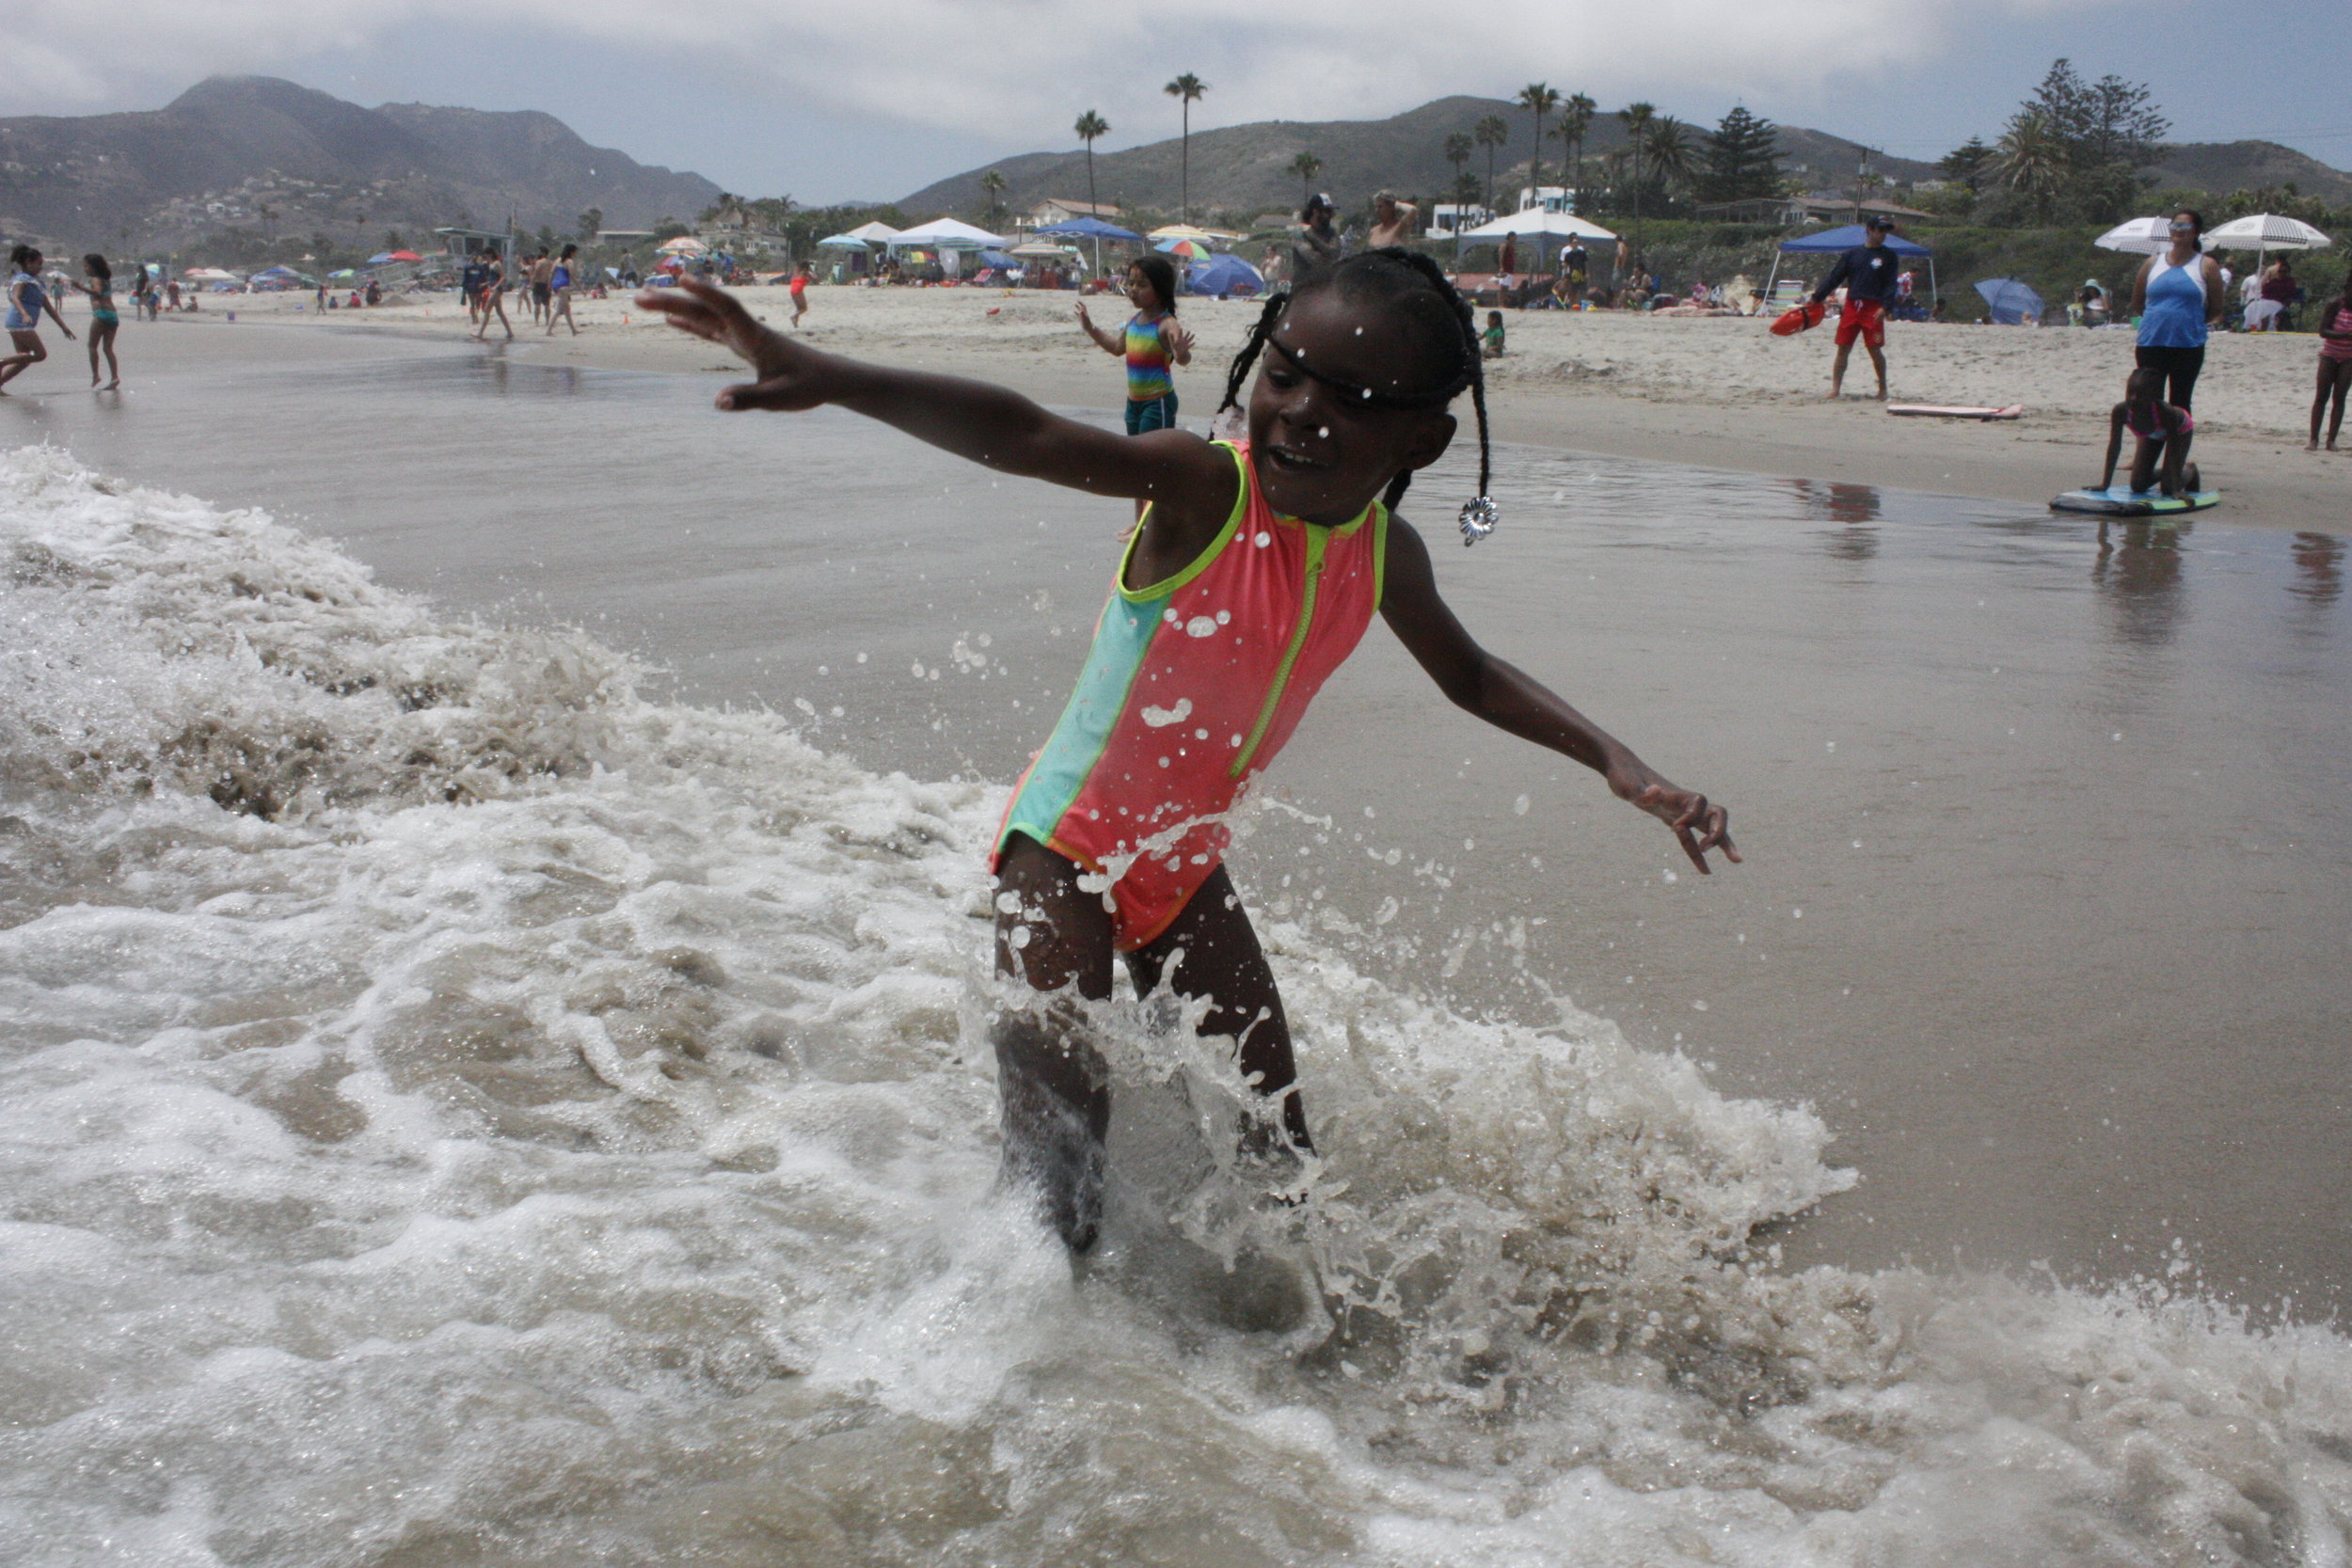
top-left (2132, 209), bottom-right (2222, 410)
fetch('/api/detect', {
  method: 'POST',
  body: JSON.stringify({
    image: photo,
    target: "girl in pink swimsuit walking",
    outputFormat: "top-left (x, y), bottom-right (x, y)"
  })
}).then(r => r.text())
top-left (638, 252), bottom-right (1740, 1250)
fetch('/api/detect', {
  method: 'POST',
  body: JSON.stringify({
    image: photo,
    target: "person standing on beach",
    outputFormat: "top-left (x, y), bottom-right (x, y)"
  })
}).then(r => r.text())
top-left (1074, 252), bottom-right (1195, 521)
top-left (545, 245), bottom-right (580, 337)
top-left (470, 248), bottom-right (514, 341)
top-left (1292, 194), bottom-right (1342, 281)
top-left (69, 255), bottom-right (120, 391)
top-left (1, 245), bottom-right (75, 394)
top-left (1560, 240), bottom-right (1589, 306)
top-left (1808, 216), bottom-right (1900, 399)
top-left (1366, 191), bottom-right (1419, 249)
top-left (788, 262), bottom-right (811, 328)
top-left (2308, 268), bottom-right (2352, 451)
top-left (459, 251), bottom-right (487, 328)
top-left (2131, 211), bottom-right (2221, 409)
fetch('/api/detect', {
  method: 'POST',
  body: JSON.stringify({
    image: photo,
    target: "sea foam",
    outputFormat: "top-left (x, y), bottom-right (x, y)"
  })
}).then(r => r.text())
top-left (3, 445), bottom-right (2348, 1567)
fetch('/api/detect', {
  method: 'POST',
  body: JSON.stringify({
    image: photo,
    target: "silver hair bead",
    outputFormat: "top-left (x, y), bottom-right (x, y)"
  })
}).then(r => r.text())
top-left (1458, 496), bottom-right (1500, 546)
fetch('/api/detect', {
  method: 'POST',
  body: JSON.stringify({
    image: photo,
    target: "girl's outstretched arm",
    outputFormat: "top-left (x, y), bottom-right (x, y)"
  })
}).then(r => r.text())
top-left (2096, 405), bottom-right (2126, 490)
top-left (1379, 517), bottom-right (1740, 873)
top-left (640, 280), bottom-right (1232, 516)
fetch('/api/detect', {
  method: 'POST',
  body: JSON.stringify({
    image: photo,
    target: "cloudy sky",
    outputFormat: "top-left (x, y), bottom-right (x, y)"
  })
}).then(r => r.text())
top-left (4, 0), bottom-right (2344, 202)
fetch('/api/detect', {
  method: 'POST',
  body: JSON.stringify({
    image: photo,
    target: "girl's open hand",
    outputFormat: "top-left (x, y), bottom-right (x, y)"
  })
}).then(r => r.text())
top-left (635, 279), bottom-right (829, 411)
top-left (1165, 318), bottom-right (1196, 365)
top-left (1609, 760), bottom-right (1740, 874)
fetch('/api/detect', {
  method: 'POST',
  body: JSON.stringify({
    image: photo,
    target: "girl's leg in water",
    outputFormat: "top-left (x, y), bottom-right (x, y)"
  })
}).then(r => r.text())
top-left (0, 330), bottom-right (44, 390)
top-left (1124, 863), bottom-right (1311, 1154)
top-left (992, 832), bottom-right (1117, 1250)
top-left (93, 321), bottom-right (119, 389)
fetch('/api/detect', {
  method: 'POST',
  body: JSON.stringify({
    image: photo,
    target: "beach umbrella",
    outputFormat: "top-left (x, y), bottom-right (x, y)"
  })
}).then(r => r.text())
top-left (657, 236), bottom-right (707, 255)
top-left (1155, 238), bottom-right (1207, 258)
top-left (2204, 214), bottom-right (2332, 252)
top-left (385, 249), bottom-right (421, 262)
top-left (183, 266), bottom-right (241, 281)
top-left (1975, 277), bottom-right (2045, 325)
top-left (2093, 216), bottom-right (2176, 255)
top-left (1148, 224), bottom-right (1219, 247)
top-left (365, 253), bottom-right (397, 264)
top-left (1009, 242), bottom-right (1073, 258)
top-left (814, 233), bottom-right (874, 249)
top-left (326, 269), bottom-right (356, 279)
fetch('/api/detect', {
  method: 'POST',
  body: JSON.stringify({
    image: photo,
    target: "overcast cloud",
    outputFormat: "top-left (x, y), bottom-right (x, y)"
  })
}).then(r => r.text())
top-left (5, 0), bottom-right (2344, 203)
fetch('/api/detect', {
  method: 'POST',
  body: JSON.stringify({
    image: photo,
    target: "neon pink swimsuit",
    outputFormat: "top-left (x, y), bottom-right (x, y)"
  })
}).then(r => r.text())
top-left (993, 440), bottom-right (1390, 948)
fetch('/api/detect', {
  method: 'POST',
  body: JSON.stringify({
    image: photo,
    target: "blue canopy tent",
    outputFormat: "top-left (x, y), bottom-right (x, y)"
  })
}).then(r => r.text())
top-left (1767, 224), bottom-right (1936, 312)
top-left (1975, 277), bottom-right (2046, 325)
top-left (1183, 251), bottom-right (1263, 298)
top-left (1031, 214), bottom-right (1144, 278)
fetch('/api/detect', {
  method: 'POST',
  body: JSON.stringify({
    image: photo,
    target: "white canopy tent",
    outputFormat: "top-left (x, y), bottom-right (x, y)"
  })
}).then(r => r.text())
top-left (888, 218), bottom-right (1009, 250)
top-left (1454, 210), bottom-right (1618, 244)
top-left (843, 220), bottom-right (901, 244)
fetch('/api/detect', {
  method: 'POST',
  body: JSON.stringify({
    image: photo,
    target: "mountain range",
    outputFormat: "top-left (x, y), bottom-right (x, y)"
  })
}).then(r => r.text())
top-left (898, 94), bottom-right (2352, 221)
top-left (0, 76), bottom-right (722, 251)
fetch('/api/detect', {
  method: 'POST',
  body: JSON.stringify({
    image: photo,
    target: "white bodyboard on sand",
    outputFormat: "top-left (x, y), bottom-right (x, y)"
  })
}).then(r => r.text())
top-left (1886, 404), bottom-right (2024, 420)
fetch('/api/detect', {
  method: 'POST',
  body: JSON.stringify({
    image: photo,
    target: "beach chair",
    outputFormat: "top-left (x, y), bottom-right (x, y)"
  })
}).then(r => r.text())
top-left (1765, 279), bottom-right (1809, 316)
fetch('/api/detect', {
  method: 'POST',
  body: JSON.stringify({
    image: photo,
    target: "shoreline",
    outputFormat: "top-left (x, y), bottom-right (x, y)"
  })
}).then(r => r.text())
top-left (57, 288), bottom-right (2352, 532)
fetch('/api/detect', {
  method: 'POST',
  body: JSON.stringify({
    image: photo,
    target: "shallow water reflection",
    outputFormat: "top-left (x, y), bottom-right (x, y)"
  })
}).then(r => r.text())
top-left (6, 339), bottom-right (2348, 1319)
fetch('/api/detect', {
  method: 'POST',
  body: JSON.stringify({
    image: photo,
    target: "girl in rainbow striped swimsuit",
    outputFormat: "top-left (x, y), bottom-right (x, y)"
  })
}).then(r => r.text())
top-left (641, 251), bottom-right (1740, 1251)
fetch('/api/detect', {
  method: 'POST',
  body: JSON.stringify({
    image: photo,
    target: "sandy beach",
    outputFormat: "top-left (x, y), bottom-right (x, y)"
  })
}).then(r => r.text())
top-left (118, 282), bottom-right (2350, 533)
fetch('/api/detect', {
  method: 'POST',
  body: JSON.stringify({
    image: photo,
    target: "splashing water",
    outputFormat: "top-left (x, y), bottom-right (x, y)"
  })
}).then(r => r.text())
top-left (4, 447), bottom-right (2350, 1566)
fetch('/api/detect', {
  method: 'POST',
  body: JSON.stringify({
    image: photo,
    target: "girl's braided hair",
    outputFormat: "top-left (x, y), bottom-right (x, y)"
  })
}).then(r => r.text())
top-left (1216, 246), bottom-right (1494, 536)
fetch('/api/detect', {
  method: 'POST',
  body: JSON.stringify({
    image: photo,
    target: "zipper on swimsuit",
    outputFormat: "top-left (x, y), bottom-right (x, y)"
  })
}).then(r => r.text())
top-left (1230, 527), bottom-right (1329, 778)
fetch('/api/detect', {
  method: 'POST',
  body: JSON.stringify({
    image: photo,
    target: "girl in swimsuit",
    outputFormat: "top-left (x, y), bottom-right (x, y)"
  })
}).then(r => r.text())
top-left (788, 263), bottom-right (810, 328)
top-left (469, 250), bottom-right (514, 341)
top-left (637, 253), bottom-right (1740, 1251)
top-left (72, 254), bottom-right (121, 391)
top-left (2097, 367), bottom-right (2201, 499)
top-left (1, 245), bottom-right (76, 394)
top-left (2306, 268), bottom-right (2352, 452)
top-left (545, 244), bottom-right (580, 337)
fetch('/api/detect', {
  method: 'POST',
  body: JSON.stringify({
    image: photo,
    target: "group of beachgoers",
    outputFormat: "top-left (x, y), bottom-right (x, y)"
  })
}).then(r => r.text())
top-left (459, 244), bottom-right (586, 341)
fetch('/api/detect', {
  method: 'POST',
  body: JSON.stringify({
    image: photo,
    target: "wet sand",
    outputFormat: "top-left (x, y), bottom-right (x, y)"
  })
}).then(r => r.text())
top-left (103, 285), bottom-right (2352, 536)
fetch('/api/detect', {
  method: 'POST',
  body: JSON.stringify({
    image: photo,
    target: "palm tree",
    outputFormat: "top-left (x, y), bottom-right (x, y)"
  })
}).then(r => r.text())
top-left (1517, 84), bottom-right (1563, 198)
top-left (1289, 150), bottom-right (1325, 213)
top-left (1443, 132), bottom-right (1473, 185)
top-left (1164, 73), bottom-right (1208, 222)
top-left (1474, 114), bottom-right (1509, 214)
top-left (979, 169), bottom-right (1008, 226)
top-left (1074, 110), bottom-right (1110, 216)
top-left (1618, 102), bottom-right (1657, 251)
top-left (1642, 115), bottom-right (1698, 198)
top-left (1554, 94), bottom-right (1597, 202)
top-left (1994, 110), bottom-right (2064, 222)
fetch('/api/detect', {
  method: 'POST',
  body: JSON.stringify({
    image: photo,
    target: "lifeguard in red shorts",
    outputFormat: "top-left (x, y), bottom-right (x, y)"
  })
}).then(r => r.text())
top-left (1811, 215), bottom-right (1901, 400)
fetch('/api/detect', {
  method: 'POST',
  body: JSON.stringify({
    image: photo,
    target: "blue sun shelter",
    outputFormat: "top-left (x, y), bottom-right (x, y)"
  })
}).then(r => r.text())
top-left (1183, 251), bottom-right (1264, 299)
top-left (1767, 224), bottom-right (1936, 312)
top-left (1974, 277), bottom-right (2046, 325)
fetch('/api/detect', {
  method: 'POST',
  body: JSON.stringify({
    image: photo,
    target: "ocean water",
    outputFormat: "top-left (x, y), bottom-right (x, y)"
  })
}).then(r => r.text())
top-left (4, 337), bottom-right (2351, 1563)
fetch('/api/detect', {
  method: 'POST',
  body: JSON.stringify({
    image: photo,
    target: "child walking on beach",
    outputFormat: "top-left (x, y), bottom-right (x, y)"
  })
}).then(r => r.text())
top-left (1, 245), bottom-right (75, 394)
top-left (2307, 268), bottom-right (2352, 451)
top-left (2097, 367), bottom-right (2201, 499)
top-left (789, 263), bottom-right (811, 328)
top-left (71, 255), bottom-right (120, 390)
top-left (639, 252), bottom-right (1740, 1251)
top-left (1074, 253), bottom-right (1194, 436)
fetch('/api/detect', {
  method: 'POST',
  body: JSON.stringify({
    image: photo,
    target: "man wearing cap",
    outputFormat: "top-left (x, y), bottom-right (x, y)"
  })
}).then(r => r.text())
top-left (1810, 216), bottom-right (1901, 399)
top-left (1292, 193), bottom-right (1342, 280)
